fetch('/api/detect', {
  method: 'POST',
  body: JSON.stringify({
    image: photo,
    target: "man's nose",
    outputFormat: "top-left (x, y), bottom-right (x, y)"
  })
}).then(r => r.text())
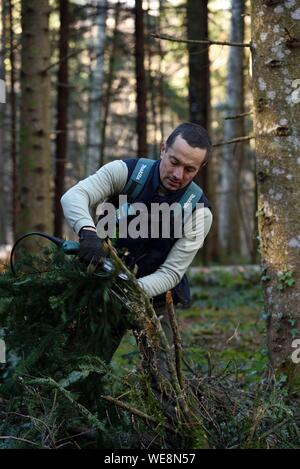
top-left (173, 166), bottom-right (184, 180)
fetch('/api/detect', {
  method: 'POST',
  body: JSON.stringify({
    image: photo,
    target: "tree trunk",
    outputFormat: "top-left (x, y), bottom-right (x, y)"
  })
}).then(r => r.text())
top-left (187, 0), bottom-right (213, 265)
top-left (86, 0), bottom-right (107, 175)
top-left (187, 0), bottom-right (210, 129)
top-left (18, 0), bottom-right (52, 242)
top-left (8, 0), bottom-right (17, 239)
top-left (219, 0), bottom-right (245, 263)
top-left (99, 2), bottom-right (121, 167)
top-left (251, 0), bottom-right (300, 378)
top-left (0, 0), bottom-right (7, 244)
top-left (157, 0), bottom-right (165, 146)
top-left (54, 0), bottom-right (69, 238)
top-left (145, 1), bottom-right (158, 159)
top-left (135, 0), bottom-right (147, 157)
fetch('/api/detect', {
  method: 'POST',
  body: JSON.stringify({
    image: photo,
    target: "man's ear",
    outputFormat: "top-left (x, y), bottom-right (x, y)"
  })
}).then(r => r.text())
top-left (160, 142), bottom-right (166, 159)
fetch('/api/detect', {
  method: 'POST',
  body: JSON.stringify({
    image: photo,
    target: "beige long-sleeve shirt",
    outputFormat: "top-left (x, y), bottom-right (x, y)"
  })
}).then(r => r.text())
top-left (61, 159), bottom-right (213, 298)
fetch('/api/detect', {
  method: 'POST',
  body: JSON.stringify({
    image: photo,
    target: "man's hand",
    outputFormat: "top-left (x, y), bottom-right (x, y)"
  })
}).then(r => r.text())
top-left (78, 228), bottom-right (106, 265)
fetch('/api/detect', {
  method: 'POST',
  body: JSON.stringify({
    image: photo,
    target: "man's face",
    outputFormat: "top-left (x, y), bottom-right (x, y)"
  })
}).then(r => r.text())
top-left (159, 135), bottom-right (207, 191)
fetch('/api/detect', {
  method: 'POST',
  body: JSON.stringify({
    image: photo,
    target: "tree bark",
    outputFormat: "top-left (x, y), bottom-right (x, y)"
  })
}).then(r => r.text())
top-left (219, 0), bottom-right (245, 263)
top-left (158, 0), bottom-right (165, 144)
top-left (0, 0), bottom-right (7, 244)
top-left (99, 2), bottom-right (121, 167)
top-left (251, 0), bottom-right (300, 378)
top-left (134, 0), bottom-right (147, 157)
top-left (145, 1), bottom-right (158, 159)
top-left (86, 0), bottom-right (107, 175)
top-left (187, 0), bottom-right (210, 129)
top-left (8, 0), bottom-right (17, 239)
top-left (54, 0), bottom-right (69, 238)
top-left (18, 0), bottom-right (52, 242)
top-left (187, 0), bottom-right (214, 265)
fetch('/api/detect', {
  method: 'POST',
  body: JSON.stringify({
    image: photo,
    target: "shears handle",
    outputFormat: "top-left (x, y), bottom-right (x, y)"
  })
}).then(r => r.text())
top-left (61, 240), bottom-right (80, 255)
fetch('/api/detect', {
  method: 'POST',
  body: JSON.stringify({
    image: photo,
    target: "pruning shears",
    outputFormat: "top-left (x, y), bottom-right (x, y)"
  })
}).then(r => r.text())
top-left (10, 232), bottom-right (129, 280)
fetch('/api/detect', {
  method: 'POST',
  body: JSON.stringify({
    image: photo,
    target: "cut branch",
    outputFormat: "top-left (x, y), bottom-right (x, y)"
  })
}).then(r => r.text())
top-left (224, 111), bottom-right (253, 120)
top-left (166, 291), bottom-right (184, 390)
top-left (100, 395), bottom-right (176, 433)
top-left (213, 134), bottom-right (254, 148)
top-left (151, 32), bottom-right (252, 48)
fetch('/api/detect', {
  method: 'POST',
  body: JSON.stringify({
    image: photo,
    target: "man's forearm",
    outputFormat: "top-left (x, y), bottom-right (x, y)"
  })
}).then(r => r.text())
top-left (60, 160), bottom-right (128, 234)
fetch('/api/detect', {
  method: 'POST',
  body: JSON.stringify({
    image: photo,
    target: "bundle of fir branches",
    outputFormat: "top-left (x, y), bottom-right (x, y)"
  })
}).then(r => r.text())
top-left (1, 244), bottom-right (299, 449)
top-left (0, 242), bottom-right (207, 448)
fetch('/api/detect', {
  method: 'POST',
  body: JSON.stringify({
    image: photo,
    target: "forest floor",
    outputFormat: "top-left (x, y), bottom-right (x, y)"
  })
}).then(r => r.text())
top-left (113, 266), bottom-right (266, 388)
top-left (107, 268), bottom-right (300, 449)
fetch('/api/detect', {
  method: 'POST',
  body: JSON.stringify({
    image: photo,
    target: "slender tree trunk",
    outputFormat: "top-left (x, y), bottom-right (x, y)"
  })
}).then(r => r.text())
top-left (54, 0), bottom-right (69, 238)
top-left (251, 1), bottom-right (300, 378)
top-left (86, 0), bottom-right (107, 175)
top-left (8, 0), bottom-right (17, 239)
top-left (0, 0), bottom-right (7, 243)
top-left (17, 0), bottom-right (52, 242)
top-left (158, 0), bottom-right (165, 144)
top-left (187, 0), bottom-right (213, 265)
top-left (145, 2), bottom-right (158, 159)
top-left (134, 0), bottom-right (147, 157)
top-left (187, 0), bottom-right (210, 129)
top-left (99, 1), bottom-right (120, 167)
top-left (219, 0), bottom-right (245, 263)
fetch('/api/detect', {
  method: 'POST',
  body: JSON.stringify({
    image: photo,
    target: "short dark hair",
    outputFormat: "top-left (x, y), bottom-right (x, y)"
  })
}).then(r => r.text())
top-left (165, 122), bottom-right (212, 166)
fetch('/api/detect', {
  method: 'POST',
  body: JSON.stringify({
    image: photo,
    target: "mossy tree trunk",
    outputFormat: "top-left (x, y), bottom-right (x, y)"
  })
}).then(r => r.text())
top-left (251, 1), bottom-right (300, 377)
top-left (17, 0), bottom-right (52, 242)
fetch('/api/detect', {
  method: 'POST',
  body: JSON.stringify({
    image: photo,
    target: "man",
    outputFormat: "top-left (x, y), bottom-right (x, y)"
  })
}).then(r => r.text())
top-left (61, 122), bottom-right (213, 361)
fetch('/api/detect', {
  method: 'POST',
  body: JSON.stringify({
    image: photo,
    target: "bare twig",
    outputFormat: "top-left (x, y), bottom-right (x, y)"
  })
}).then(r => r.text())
top-left (151, 32), bottom-right (251, 48)
top-left (165, 291), bottom-right (184, 389)
top-left (224, 111), bottom-right (253, 120)
top-left (27, 377), bottom-right (105, 432)
top-left (226, 323), bottom-right (241, 344)
top-left (0, 435), bottom-right (41, 447)
top-left (100, 395), bottom-right (176, 433)
top-left (213, 134), bottom-right (254, 148)
top-left (182, 356), bottom-right (198, 376)
top-left (5, 411), bottom-right (56, 447)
